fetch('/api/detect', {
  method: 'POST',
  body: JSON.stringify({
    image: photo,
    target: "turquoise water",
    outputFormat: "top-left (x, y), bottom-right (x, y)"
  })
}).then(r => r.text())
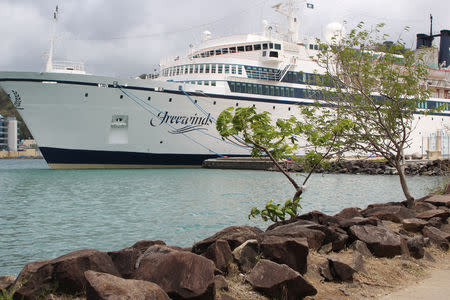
top-left (0, 159), bottom-right (444, 276)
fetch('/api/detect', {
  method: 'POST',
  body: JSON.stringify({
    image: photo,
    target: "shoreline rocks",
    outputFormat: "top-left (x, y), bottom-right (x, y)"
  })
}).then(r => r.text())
top-left (2, 192), bottom-right (450, 299)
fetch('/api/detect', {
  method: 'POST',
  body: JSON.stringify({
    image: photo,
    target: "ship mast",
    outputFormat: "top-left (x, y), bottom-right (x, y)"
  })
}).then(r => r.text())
top-left (45, 5), bottom-right (59, 72)
top-left (272, 0), bottom-right (300, 43)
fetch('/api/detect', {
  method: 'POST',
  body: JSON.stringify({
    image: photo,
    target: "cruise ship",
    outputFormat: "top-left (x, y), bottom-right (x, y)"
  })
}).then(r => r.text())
top-left (0, 1), bottom-right (449, 169)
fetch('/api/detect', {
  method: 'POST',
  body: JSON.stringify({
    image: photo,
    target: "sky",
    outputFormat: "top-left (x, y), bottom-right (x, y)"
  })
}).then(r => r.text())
top-left (0, 0), bottom-right (448, 78)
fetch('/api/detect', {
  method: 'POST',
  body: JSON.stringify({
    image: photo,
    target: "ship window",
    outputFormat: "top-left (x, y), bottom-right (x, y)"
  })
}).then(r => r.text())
top-left (120, 95), bottom-right (123, 99)
top-left (253, 84), bottom-right (257, 94)
top-left (210, 50), bottom-right (215, 56)
top-left (229, 47), bottom-right (236, 53)
top-left (275, 87), bottom-right (280, 96)
top-left (314, 44), bottom-right (319, 50)
top-left (176, 67), bottom-right (180, 75)
top-left (269, 51), bottom-right (278, 58)
top-left (160, 141), bottom-right (163, 143)
top-left (262, 43), bottom-right (268, 50)
top-left (194, 65), bottom-right (199, 73)
top-left (309, 44), bottom-right (314, 50)
top-left (230, 82), bottom-right (235, 92)
top-left (216, 49), bottom-right (221, 55)
top-left (213, 101), bottom-right (216, 105)
top-left (189, 65), bottom-right (194, 74)
top-left (169, 98), bottom-right (172, 102)
top-left (225, 64), bottom-right (230, 73)
top-left (236, 83), bottom-right (241, 93)
top-left (191, 81), bottom-right (195, 84)
top-left (218, 64), bottom-right (223, 73)
top-left (254, 44), bottom-right (262, 50)
top-left (262, 51), bottom-right (267, 57)
top-left (199, 65), bottom-right (204, 73)
top-left (211, 81), bottom-right (216, 86)
top-left (238, 65), bottom-right (242, 75)
top-left (269, 43), bottom-right (274, 49)
top-left (280, 88), bottom-right (284, 97)
top-left (290, 88), bottom-right (294, 97)
top-left (258, 85), bottom-right (262, 94)
top-left (85, 93), bottom-right (88, 97)
top-left (211, 64), bottom-right (216, 73)
top-left (245, 45), bottom-right (253, 51)
top-left (265, 86), bottom-right (269, 95)
top-left (205, 64), bottom-right (210, 73)
top-left (288, 107), bottom-right (291, 111)
top-left (205, 81), bottom-right (209, 86)
top-left (242, 84), bottom-right (247, 93)
top-left (231, 65), bottom-right (236, 74)
top-left (270, 86), bottom-right (274, 95)
top-left (273, 106), bottom-right (276, 110)
top-left (198, 81), bottom-right (202, 85)
top-left (147, 96), bottom-right (151, 100)
top-left (222, 48), bottom-right (228, 54)
top-left (275, 43), bottom-right (281, 50)
top-left (194, 100), bottom-right (198, 104)
top-left (236, 102), bottom-right (239, 106)
top-left (247, 84), bottom-right (251, 93)
top-left (200, 52), bottom-right (205, 58)
top-left (184, 65), bottom-right (188, 73)
top-left (237, 46), bottom-right (245, 52)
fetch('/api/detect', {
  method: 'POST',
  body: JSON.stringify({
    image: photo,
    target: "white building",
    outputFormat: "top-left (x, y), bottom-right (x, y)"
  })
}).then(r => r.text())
top-left (0, 114), bottom-right (19, 151)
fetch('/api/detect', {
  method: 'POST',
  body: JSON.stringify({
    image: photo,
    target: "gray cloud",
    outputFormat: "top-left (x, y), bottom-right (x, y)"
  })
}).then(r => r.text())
top-left (0, 0), bottom-right (448, 77)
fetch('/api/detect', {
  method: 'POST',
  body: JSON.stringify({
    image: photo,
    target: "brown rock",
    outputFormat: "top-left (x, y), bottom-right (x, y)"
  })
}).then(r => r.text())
top-left (334, 207), bottom-right (363, 219)
top-left (0, 275), bottom-right (16, 291)
top-left (108, 240), bottom-right (165, 279)
top-left (246, 259), bottom-right (317, 299)
top-left (264, 221), bottom-right (326, 250)
top-left (402, 218), bottom-right (428, 232)
top-left (361, 205), bottom-right (415, 223)
top-left (416, 209), bottom-right (450, 221)
top-left (218, 294), bottom-right (236, 300)
top-left (135, 248), bottom-right (215, 299)
top-left (260, 235), bottom-right (309, 274)
top-left (350, 240), bottom-right (372, 257)
top-left (352, 252), bottom-right (366, 273)
top-left (85, 270), bottom-right (169, 300)
top-left (407, 237), bottom-right (425, 259)
top-left (422, 226), bottom-right (450, 250)
top-left (13, 249), bottom-right (120, 300)
top-left (413, 201), bottom-right (437, 213)
top-left (428, 217), bottom-right (443, 228)
top-left (204, 240), bottom-right (233, 273)
top-left (328, 257), bottom-right (356, 281)
top-left (425, 194), bottom-right (450, 208)
top-left (192, 226), bottom-right (263, 254)
top-left (231, 240), bottom-right (259, 273)
top-left (441, 224), bottom-right (450, 233)
top-left (214, 275), bottom-right (228, 291)
top-left (319, 261), bottom-right (334, 281)
top-left (349, 225), bottom-right (402, 257)
top-left (295, 210), bottom-right (339, 225)
top-left (338, 217), bottom-right (378, 229)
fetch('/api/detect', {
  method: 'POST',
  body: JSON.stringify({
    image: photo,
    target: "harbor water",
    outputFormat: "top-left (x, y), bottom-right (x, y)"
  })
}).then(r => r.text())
top-left (0, 159), bottom-right (445, 276)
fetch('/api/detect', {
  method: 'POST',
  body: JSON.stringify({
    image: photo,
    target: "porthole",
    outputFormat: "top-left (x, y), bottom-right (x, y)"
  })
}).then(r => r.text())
top-left (273, 106), bottom-right (276, 110)
top-left (432, 117), bottom-right (433, 120)
top-left (194, 100), bottom-right (198, 104)
top-left (236, 103), bottom-right (239, 107)
top-left (213, 101), bottom-right (216, 105)
top-left (84, 93), bottom-right (88, 97)
top-left (120, 95), bottom-right (123, 99)
top-left (160, 141), bottom-right (163, 144)
top-left (147, 96), bottom-right (151, 100)
top-left (252, 104), bottom-right (256, 107)
top-left (288, 107), bottom-right (291, 111)
top-left (169, 98), bottom-right (172, 102)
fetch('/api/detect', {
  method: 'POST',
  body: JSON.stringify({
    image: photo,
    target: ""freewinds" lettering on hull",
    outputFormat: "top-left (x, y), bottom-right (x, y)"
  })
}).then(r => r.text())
top-left (150, 111), bottom-right (214, 134)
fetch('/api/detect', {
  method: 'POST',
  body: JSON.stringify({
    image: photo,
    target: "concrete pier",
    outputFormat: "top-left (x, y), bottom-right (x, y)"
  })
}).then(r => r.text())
top-left (202, 157), bottom-right (274, 170)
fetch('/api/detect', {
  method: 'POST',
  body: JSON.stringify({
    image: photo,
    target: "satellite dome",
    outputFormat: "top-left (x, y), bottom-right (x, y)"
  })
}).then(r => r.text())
top-left (202, 30), bottom-right (212, 41)
top-left (324, 22), bottom-right (345, 44)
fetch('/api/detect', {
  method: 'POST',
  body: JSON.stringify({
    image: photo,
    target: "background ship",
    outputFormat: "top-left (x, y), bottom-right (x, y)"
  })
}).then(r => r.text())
top-left (0, 1), bottom-right (449, 169)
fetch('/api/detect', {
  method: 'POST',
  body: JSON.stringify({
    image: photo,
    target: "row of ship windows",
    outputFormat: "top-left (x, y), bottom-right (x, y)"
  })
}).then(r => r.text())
top-left (191, 43), bottom-right (282, 59)
top-left (228, 81), bottom-right (450, 110)
top-left (181, 80), bottom-right (217, 86)
top-left (163, 64), bottom-right (243, 77)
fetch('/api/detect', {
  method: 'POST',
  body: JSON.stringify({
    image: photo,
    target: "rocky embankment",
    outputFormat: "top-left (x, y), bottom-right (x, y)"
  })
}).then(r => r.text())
top-left (277, 159), bottom-right (450, 176)
top-left (1, 191), bottom-right (450, 299)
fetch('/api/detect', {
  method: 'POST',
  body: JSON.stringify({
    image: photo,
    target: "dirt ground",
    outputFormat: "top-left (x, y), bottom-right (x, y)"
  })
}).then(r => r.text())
top-left (220, 245), bottom-right (450, 300)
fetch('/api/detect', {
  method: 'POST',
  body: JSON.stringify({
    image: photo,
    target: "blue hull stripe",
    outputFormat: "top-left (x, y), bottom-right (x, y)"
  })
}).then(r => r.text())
top-left (40, 147), bottom-right (221, 165)
top-left (1, 77), bottom-right (449, 116)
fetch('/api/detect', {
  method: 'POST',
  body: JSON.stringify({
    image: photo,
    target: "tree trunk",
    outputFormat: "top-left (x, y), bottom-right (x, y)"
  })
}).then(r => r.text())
top-left (396, 164), bottom-right (414, 208)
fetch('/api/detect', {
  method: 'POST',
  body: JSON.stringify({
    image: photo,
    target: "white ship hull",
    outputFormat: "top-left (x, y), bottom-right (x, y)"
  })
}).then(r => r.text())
top-left (1, 71), bottom-right (449, 169)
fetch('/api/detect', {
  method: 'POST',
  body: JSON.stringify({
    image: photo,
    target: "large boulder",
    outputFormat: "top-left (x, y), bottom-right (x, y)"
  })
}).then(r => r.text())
top-left (264, 221), bottom-right (326, 250)
top-left (406, 237), bottom-right (425, 259)
top-left (108, 240), bottom-right (165, 279)
top-left (361, 205), bottom-right (415, 223)
top-left (84, 270), bottom-right (169, 300)
top-left (192, 226), bottom-right (263, 254)
top-left (338, 217), bottom-right (378, 230)
top-left (246, 260), bottom-right (317, 299)
top-left (334, 207), bottom-right (363, 219)
top-left (232, 240), bottom-right (259, 273)
top-left (402, 218), bottom-right (428, 232)
top-left (327, 257), bottom-right (356, 282)
top-left (349, 225), bottom-right (402, 258)
top-left (413, 201), bottom-right (437, 213)
top-left (135, 246), bottom-right (215, 299)
top-left (0, 275), bottom-right (16, 292)
top-left (416, 209), bottom-right (450, 221)
top-left (204, 240), bottom-right (233, 274)
top-left (422, 226), bottom-right (450, 251)
top-left (260, 236), bottom-right (309, 274)
top-left (425, 195), bottom-right (450, 208)
top-left (13, 249), bottom-right (120, 300)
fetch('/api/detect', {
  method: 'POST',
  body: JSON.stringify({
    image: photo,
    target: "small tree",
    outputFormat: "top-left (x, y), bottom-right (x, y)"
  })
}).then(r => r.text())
top-left (315, 22), bottom-right (431, 208)
top-left (216, 105), bottom-right (352, 222)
